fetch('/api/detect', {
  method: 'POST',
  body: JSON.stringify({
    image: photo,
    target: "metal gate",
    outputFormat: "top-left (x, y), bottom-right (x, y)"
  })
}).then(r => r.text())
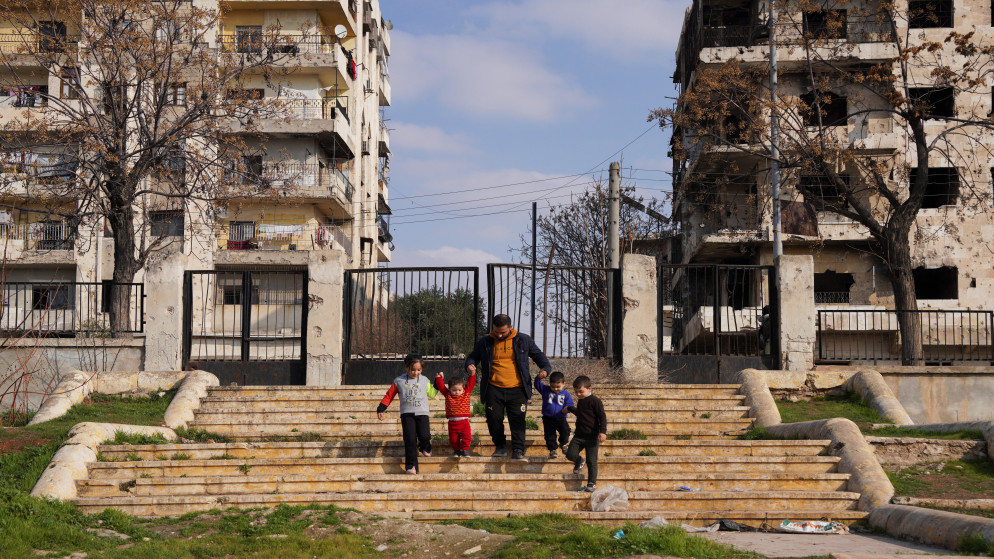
top-left (343, 267), bottom-right (480, 384)
top-left (487, 264), bottom-right (622, 363)
top-left (183, 270), bottom-right (308, 385)
top-left (658, 264), bottom-right (778, 383)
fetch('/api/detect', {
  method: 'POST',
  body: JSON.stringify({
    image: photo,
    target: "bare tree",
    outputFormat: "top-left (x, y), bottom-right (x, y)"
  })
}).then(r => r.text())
top-left (653, 0), bottom-right (994, 364)
top-left (0, 0), bottom-right (311, 333)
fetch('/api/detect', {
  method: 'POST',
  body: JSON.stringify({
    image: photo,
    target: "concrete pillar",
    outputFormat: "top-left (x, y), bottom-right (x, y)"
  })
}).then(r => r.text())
top-left (621, 253), bottom-right (658, 382)
top-left (776, 254), bottom-right (816, 371)
top-left (143, 250), bottom-right (188, 371)
top-left (305, 251), bottom-right (346, 385)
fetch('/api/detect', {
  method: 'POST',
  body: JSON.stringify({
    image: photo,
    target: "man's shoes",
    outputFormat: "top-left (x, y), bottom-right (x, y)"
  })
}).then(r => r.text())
top-left (406, 467), bottom-right (417, 474)
top-left (511, 449), bottom-right (527, 462)
top-left (572, 459), bottom-right (586, 474)
top-left (560, 443), bottom-right (569, 454)
top-left (548, 450), bottom-right (558, 459)
top-left (580, 483), bottom-right (596, 492)
top-left (491, 446), bottom-right (507, 458)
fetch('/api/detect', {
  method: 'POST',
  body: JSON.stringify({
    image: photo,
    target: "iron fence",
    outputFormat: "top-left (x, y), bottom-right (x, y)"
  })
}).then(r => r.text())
top-left (0, 281), bottom-right (144, 335)
top-left (487, 264), bottom-right (621, 361)
top-left (817, 309), bottom-right (994, 363)
top-left (183, 270), bottom-right (307, 362)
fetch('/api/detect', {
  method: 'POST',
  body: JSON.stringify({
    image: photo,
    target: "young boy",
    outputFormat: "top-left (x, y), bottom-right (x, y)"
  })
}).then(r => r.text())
top-left (564, 375), bottom-right (607, 492)
top-left (435, 371), bottom-right (477, 457)
top-left (534, 370), bottom-right (574, 459)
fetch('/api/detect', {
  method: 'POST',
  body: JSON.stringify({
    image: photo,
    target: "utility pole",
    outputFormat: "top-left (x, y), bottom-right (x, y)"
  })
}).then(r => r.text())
top-left (607, 162), bottom-right (620, 363)
top-left (530, 201), bottom-right (537, 339)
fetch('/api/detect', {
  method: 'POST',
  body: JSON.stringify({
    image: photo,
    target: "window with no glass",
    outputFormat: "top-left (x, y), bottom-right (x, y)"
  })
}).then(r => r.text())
top-left (909, 87), bottom-right (955, 119)
top-left (913, 266), bottom-right (958, 300)
top-left (910, 167), bottom-right (958, 208)
top-left (909, 0), bottom-right (953, 28)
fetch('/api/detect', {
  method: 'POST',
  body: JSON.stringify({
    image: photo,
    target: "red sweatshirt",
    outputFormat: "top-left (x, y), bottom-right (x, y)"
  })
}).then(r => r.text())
top-left (435, 374), bottom-right (476, 419)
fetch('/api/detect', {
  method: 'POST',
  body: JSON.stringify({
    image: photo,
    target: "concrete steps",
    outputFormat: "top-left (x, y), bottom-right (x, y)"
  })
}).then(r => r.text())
top-left (74, 382), bottom-right (868, 527)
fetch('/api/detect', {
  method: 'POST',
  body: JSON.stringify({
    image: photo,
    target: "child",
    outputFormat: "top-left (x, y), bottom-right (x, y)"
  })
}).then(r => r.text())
top-left (377, 354), bottom-right (439, 474)
top-left (435, 370), bottom-right (477, 457)
top-left (534, 370), bottom-right (574, 459)
top-left (564, 375), bottom-right (607, 492)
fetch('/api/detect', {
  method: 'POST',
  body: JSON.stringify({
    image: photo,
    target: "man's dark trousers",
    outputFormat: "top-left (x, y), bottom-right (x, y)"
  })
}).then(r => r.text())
top-left (485, 385), bottom-right (528, 453)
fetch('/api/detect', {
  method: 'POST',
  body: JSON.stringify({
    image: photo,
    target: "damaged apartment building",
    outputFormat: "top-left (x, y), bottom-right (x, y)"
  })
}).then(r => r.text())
top-left (668, 0), bottom-right (994, 365)
top-left (0, 0), bottom-right (393, 388)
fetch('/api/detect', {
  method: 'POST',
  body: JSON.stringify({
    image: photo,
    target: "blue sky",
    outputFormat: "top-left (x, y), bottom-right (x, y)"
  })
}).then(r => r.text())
top-left (380, 0), bottom-right (688, 269)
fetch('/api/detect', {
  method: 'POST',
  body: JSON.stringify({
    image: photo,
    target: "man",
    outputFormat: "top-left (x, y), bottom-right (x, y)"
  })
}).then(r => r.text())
top-left (465, 314), bottom-right (551, 461)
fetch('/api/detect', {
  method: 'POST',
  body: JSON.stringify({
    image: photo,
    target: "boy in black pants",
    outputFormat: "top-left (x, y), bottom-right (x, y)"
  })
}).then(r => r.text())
top-left (565, 375), bottom-right (607, 492)
top-left (534, 371), bottom-right (574, 458)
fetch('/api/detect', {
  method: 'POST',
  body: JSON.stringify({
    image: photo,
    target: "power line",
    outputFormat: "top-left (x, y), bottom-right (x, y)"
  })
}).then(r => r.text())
top-left (388, 171), bottom-right (605, 201)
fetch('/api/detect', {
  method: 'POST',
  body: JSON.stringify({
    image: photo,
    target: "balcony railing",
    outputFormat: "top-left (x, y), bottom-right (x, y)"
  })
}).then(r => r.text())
top-left (377, 215), bottom-right (392, 243)
top-left (0, 33), bottom-right (80, 54)
top-left (219, 222), bottom-right (352, 257)
top-left (270, 97), bottom-right (350, 123)
top-left (218, 33), bottom-right (344, 56)
top-left (0, 87), bottom-right (49, 108)
top-left (223, 161), bottom-right (353, 203)
top-left (1, 222), bottom-right (76, 250)
top-left (0, 281), bottom-right (144, 335)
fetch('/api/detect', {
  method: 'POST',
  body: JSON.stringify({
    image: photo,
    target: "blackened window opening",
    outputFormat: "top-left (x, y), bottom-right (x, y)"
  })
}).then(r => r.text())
top-left (910, 167), bottom-right (959, 208)
top-left (909, 87), bottom-right (955, 118)
top-left (814, 271), bottom-right (854, 303)
top-left (799, 173), bottom-right (849, 206)
top-left (909, 0), bottom-right (953, 28)
top-left (800, 91), bottom-right (847, 126)
top-left (913, 267), bottom-right (958, 300)
top-left (803, 9), bottom-right (847, 39)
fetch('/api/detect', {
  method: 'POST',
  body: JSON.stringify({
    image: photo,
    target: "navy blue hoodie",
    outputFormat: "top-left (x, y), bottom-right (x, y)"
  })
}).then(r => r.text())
top-left (533, 377), bottom-right (574, 419)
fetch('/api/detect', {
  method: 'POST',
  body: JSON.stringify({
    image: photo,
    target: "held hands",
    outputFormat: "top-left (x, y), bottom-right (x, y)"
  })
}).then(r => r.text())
top-left (377, 412), bottom-right (384, 421)
top-left (466, 364), bottom-right (476, 375)
top-left (536, 371), bottom-right (548, 380)
top-left (436, 371), bottom-right (444, 379)
top-left (597, 433), bottom-right (607, 443)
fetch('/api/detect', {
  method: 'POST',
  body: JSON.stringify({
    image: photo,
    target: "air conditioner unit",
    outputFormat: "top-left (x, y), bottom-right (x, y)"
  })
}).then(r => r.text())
top-left (364, 79), bottom-right (374, 93)
top-left (361, 141), bottom-right (370, 155)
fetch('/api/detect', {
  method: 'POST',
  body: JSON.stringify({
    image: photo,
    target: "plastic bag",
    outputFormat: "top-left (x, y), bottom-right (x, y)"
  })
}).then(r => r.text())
top-left (777, 520), bottom-right (848, 534)
top-left (639, 516), bottom-right (669, 529)
top-left (589, 484), bottom-right (629, 512)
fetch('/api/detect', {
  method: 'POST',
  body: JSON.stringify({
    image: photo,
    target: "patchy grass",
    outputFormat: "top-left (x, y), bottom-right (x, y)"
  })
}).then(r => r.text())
top-left (174, 426), bottom-right (231, 443)
top-left (471, 402), bottom-right (486, 417)
top-left (638, 449), bottom-right (657, 457)
top-left (111, 431), bottom-right (169, 446)
top-left (959, 533), bottom-right (994, 556)
top-left (918, 505), bottom-right (994, 520)
top-left (888, 459), bottom-right (994, 499)
top-left (607, 429), bottom-right (647, 441)
top-left (739, 426), bottom-right (777, 440)
top-left (776, 392), bottom-right (891, 427)
top-left (865, 426), bottom-right (984, 440)
top-left (525, 418), bottom-right (540, 431)
top-left (456, 513), bottom-right (767, 559)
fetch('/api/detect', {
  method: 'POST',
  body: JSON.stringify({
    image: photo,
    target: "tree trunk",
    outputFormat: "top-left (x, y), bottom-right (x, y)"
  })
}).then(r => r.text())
top-left (883, 224), bottom-right (922, 365)
top-left (107, 205), bottom-right (140, 337)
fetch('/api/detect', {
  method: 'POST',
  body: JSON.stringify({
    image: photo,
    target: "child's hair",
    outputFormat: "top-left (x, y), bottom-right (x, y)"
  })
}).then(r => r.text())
top-left (549, 371), bottom-right (565, 384)
top-left (403, 354), bottom-right (423, 369)
top-left (447, 375), bottom-right (467, 390)
top-left (573, 375), bottom-right (592, 389)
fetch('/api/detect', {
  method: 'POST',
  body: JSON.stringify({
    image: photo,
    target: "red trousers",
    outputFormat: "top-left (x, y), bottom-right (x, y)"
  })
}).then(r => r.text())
top-left (447, 418), bottom-right (472, 451)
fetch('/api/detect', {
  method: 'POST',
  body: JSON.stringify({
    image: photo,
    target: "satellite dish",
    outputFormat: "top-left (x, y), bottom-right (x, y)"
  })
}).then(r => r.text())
top-left (334, 25), bottom-right (348, 40)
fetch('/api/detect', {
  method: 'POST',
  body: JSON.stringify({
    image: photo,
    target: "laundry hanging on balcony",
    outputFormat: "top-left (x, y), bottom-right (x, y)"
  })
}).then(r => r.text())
top-left (257, 223), bottom-right (304, 240)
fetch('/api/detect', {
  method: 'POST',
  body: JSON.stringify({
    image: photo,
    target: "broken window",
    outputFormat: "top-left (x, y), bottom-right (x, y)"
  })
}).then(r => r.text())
top-left (799, 173), bottom-right (849, 206)
top-left (913, 266), bottom-right (958, 300)
top-left (814, 271), bottom-right (854, 304)
top-left (800, 91), bottom-right (848, 126)
top-left (909, 0), bottom-right (953, 28)
top-left (910, 167), bottom-right (958, 208)
top-left (909, 87), bottom-right (955, 119)
top-left (803, 9), bottom-right (847, 39)
top-left (149, 210), bottom-right (184, 237)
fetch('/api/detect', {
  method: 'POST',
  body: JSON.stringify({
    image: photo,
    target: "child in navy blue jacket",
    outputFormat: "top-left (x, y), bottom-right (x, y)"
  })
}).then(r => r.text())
top-left (534, 370), bottom-right (575, 458)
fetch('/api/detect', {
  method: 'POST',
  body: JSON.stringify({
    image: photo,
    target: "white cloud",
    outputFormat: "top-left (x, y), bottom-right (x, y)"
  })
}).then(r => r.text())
top-left (468, 0), bottom-right (688, 57)
top-left (390, 30), bottom-right (595, 121)
top-left (390, 122), bottom-right (474, 154)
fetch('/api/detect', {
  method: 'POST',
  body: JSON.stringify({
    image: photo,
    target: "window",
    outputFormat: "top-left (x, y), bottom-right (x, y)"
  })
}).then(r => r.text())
top-left (149, 210), bottom-right (184, 237)
top-left (814, 271), bottom-right (854, 304)
top-left (913, 266), bottom-right (958, 299)
top-left (910, 167), bottom-right (959, 208)
top-left (803, 9), bottom-right (847, 39)
top-left (60, 68), bottom-right (81, 99)
top-left (225, 88), bottom-right (264, 101)
top-left (909, 87), bottom-right (955, 119)
top-left (103, 85), bottom-right (126, 114)
top-left (800, 91), bottom-right (848, 126)
top-left (909, 0), bottom-right (953, 28)
top-left (32, 284), bottom-right (73, 310)
top-left (235, 26), bottom-right (263, 54)
top-left (165, 83), bottom-right (186, 106)
top-left (38, 21), bottom-right (67, 53)
top-left (799, 173), bottom-right (849, 205)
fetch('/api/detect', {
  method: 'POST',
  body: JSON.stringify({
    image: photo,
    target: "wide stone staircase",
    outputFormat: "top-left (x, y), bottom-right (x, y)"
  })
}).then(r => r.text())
top-left (74, 384), bottom-right (868, 527)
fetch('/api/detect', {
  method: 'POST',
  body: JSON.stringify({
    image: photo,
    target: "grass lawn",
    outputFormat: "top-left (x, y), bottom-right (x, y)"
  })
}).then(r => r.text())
top-left (776, 393), bottom-right (891, 427)
top-left (865, 426), bottom-right (984, 440)
top-left (887, 459), bottom-right (994, 500)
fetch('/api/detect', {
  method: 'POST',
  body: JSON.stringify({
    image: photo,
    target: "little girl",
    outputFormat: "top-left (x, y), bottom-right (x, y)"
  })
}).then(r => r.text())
top-left (435, 370), bottom-right (477, 457)
top-left (377, 354), bottom-right (438, 473)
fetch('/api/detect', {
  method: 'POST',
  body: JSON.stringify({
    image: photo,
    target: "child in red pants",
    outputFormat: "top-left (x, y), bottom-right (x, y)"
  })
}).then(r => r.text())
top-left (435, 371), bottom-right (476, 457)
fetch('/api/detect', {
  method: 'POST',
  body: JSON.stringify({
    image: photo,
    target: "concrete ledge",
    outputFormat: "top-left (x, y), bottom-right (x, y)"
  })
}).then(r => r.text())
top-left (163, 370), bottom-right (219, 430)
top-left (733, 369), bottom-right (782, 427)
top-left (27, 370), bottom-right (94, 425)
top-left (768, 418), bottom-right (894, 511)
top-left (91, 371), bottom-right (188, 395)
top-left (867, 436), bottom-right (987, 468)
top-left (888, 422), bottom-right (994, 463)
top-left (30, 422), bottom-right (177, 500)
top-left (893, 496), bottom-right (994, 509)
top-left (869, 504), bottom-right (994, 551)
top-left (844, 370), bottom-right (913, 426)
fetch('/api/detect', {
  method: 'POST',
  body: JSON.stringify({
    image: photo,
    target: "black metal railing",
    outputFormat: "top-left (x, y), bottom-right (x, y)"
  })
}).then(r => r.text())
top-left (817, 309), bottom-right (994, 363)
top-left (0, 33), bottom-right (80, 54)
top-left (184, 270), bottom-right (306, 362)
top-left (659, 264), bottom-right (776, 357)
top-left (487, 264), bottom-right (621, 361)
top-left (221, 161), bottom-right (353, 202)
top-left (0, 281), bottom-right (144, 335)
top-left (815, 291), bottom-right (851, 304)
top-left (344, 267), bottom-right (480, 360)
top-left (1, 222), bottom-right (76, 250)
top-left (218, 33), bottom-right (343, 55)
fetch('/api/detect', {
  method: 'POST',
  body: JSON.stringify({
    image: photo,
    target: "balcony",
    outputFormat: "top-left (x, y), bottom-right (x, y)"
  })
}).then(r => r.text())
top-left (0, 222), bottom-right (77, 264)
top-left (223, 161), bottom-right (354, 215)
top-left (217, 221), bottom-right (353, 259)
top-left (225, 98), bottom-right (355, 156)
top-left (220, 0), bottom-right (358, 36)
top-left (378, 67), bottom-right (391, 107)
top-left (218, 34), bottom-right (354, 83)
top-left (378, 121), bottom-right (390, 154)
top-left (0, 32), bottom-right (80, 66)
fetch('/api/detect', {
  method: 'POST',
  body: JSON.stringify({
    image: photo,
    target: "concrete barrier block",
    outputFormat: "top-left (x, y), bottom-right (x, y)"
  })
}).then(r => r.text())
top-left (734, 369), bottom-right (782, 427)
top-left (27, 370), bottom-right (94, 426)
top-left (164, 370), bottom-right (220, 429)
top-left (845, 369), bottom-right (914, 426)
top-left (869, 504), bottom-right (994, 550)
top-left (810, 370), bottom-right (855, 389)
top-left (137, 371), bottom-right (187, 392)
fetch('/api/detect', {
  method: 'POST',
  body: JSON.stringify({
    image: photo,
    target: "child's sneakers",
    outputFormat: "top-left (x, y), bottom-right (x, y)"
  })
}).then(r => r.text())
top-left (454, 450), bottom-right (468, 458)
top-left (560, 443), bottom-right (569, 455)
top-left (548, 449), bottom-right (558, 459)
top-left (405, 467), bottom-right (417, 474)
top-left (580, 483), bottom-right (596, 492)
top-left (572, 459), bottom-right (586, 474)
top-left (420, 450), bottom-right (432, 457)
